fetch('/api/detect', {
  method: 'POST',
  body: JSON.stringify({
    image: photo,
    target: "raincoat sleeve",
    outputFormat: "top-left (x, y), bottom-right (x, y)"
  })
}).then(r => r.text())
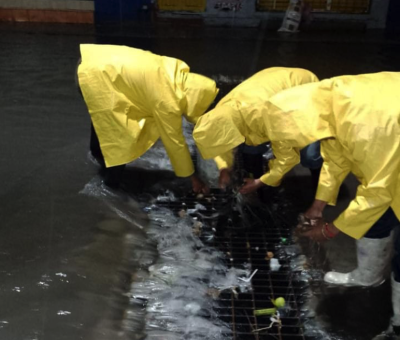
top-left (333, 133), bottom-right (400, 240)
top-left (214, 152), bottom-right (234, 170)
top-left (260, 141), bottom-right (300, 186)
top-left (153, 105), bottom-right (195, 178)
top-left (316, 139), bottom-right (351, 205)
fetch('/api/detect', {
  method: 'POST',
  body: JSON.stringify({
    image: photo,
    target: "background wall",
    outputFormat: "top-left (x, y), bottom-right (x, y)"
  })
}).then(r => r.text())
top-left (0, 0), bottom-right (94, 23)
top-left (0, 0), bottom-right (394, 29)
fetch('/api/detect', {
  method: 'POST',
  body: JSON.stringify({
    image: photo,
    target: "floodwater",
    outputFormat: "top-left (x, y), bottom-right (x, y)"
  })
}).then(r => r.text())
top-left (1, 22), bottom-right (400, 340)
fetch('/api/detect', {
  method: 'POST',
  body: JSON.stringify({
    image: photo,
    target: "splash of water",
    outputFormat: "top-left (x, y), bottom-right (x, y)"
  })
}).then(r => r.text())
top-left (129, 206), bottom-right (252, 339)
top-left (80, 179), bottom-right (252, 339)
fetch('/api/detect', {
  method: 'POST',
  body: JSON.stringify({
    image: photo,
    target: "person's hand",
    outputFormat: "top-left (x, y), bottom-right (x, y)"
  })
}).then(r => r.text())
top-left (219, 168), bottom-right (231, 190)
top-left (304, 199), bottom-right (327, 220)
top-left (191, 174), bottom-right (209, 194)
top-left (296, 220), bottom-right (340, 243)
top-left (239, 178), bottom-right (265, 194)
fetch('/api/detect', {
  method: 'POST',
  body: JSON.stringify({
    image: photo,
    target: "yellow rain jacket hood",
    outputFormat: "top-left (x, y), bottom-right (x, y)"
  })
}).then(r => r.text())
top-left (77, 44), bottom-right (218, 177)
top-left (194, 67), bottom-right (319, 182)
top-left (184, 73), bottom-right (219, 124)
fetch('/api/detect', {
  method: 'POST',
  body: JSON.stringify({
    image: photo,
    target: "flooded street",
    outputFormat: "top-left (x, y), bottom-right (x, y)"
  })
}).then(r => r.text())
top-left (1, 22), bottom-right (400, 340)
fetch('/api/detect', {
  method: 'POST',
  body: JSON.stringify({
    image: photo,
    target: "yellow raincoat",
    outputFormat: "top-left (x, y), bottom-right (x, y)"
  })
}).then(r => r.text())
top-left (195, 71), bottom-right (400, 239)
top-left (194, 67), bottom-right (318, 185)
top-left (77, 44), bottom-right (218, 177)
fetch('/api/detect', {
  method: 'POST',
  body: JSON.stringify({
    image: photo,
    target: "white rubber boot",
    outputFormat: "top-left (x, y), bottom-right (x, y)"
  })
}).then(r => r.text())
top-left (324, 232), bottom-right (394, 287)
top-left (393, 275), bottom-right (400, 332)
top-left (372, 275), bottom-right (400, 340)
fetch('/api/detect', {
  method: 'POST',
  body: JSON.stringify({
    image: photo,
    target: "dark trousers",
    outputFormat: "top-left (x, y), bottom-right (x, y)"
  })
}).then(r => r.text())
top-left (77, 59), bottom-right (126, 188)
top-left (364, 208), bottom-right (400, 282)
top-left (90, 124), bottom-right (126, 188)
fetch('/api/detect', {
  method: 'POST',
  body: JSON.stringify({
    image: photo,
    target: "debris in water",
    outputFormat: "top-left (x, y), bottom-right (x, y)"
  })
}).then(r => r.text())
top-left (270, 258), bottom-right (281, 271)
top-left (194, 203), bottom-right (207, 211)
top-left (253, 312), bottom-right (282, 332)
top-left (55, 273), bottom-right (67, 277)
top-left (206, 288), bottom-right (221, 299)
top-left (265, 251), bottom-right (274, 261)
top-left (156, 190), bottom-right (176, 202)
top-left (273, 297), bottom-right (286, 308)
top-left (57, 311), bottom-right (71, 316)
top-left (192, 221), bottom-right (203, 236)
top-left (254, 307), bottom-right (277, 316)
top-left (238, 269), bottom-right (258, 283)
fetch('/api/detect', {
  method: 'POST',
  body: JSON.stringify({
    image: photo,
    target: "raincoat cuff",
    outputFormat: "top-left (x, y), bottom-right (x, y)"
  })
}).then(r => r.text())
top-left (214, 153), bottom-right (233, 170)
top-left (315, 186), bottom-right (337, 206)
top-left (260, 173), bottom-right (281, 187)
top-left (173, 163), bottom-right (195, 178)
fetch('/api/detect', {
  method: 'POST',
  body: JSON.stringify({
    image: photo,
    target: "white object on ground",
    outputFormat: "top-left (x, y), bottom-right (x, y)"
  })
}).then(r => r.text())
top-left (238, 269), bottom-right (258, 283)
top-left (270, 258), bottom-right (281, 271)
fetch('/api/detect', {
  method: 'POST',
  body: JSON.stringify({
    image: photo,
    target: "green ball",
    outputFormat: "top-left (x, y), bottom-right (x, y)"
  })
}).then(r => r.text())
top-left (274, 297), bottom-right (286, 308)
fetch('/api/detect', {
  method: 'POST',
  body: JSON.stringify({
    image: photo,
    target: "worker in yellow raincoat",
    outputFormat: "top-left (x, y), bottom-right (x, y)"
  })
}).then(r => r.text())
top-left (193, 67), bottom-right (320, 192)
top-left (193, 72), bottom-right (400, 339)
top-left (77, 44), bottom-right (218, 191)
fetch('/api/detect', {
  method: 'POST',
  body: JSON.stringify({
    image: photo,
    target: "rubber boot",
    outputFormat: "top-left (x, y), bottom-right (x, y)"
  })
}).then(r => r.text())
top-left (324, 232), bottom-right (394, 287)
top-left (393, 275), bottom-right (400, 335)
top-left (372, 275), bottom-right (400, 340)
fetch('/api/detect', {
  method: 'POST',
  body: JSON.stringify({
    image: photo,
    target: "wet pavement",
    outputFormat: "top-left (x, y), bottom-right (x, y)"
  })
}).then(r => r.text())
top-left (1, 21), bottom-right (400, 340)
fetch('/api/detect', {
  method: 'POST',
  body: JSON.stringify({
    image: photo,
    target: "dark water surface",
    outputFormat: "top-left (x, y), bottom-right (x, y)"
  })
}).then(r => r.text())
top-left (1, 23), bottom-right (400, 340)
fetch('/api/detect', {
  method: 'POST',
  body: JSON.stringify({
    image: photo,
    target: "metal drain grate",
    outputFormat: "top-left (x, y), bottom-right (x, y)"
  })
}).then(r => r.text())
top-left (156, 188), bottom-right (312, 340)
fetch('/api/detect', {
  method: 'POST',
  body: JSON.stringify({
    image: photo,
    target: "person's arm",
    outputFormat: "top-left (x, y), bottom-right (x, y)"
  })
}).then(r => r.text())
top-left (153, 106), bottom-right (194, 177)
top-left (239, 142), bottom-right (299, 194)
top-left (259, 141), bottom-right (300, 186)
top-left (305, 138), bottom-right (352, 218)
top-left (315, 138), bottom-right (351, 205)
top-left (214, 151), bottom-right (234, 171)
top-left (333, 131), bottom-right (400, 239)
top-left (153, 108), bottom-right (209, 193)
top-left (214, 151), bottom-right (234, 189)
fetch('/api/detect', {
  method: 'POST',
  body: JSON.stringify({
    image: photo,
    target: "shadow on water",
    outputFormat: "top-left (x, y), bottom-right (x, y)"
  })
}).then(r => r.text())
top-left (76, 178), bottom-right (159, 340)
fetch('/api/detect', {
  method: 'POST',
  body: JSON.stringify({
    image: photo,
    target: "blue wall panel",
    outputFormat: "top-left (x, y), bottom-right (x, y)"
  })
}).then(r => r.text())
top-left (95, 0), bottom-right (151, 24)
top-left (386, 0), bottom-right (400, 32)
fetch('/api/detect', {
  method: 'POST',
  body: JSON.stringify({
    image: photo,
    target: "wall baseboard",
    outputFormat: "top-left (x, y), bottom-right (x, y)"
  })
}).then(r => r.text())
top-left (0, 8), bottom-right (94, 23)
top-left (0, 0), bottom-right (93, 11)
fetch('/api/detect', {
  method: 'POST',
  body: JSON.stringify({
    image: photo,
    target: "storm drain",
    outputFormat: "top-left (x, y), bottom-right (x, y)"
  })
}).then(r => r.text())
top-left (156, 189), bottom-right (312, 340)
